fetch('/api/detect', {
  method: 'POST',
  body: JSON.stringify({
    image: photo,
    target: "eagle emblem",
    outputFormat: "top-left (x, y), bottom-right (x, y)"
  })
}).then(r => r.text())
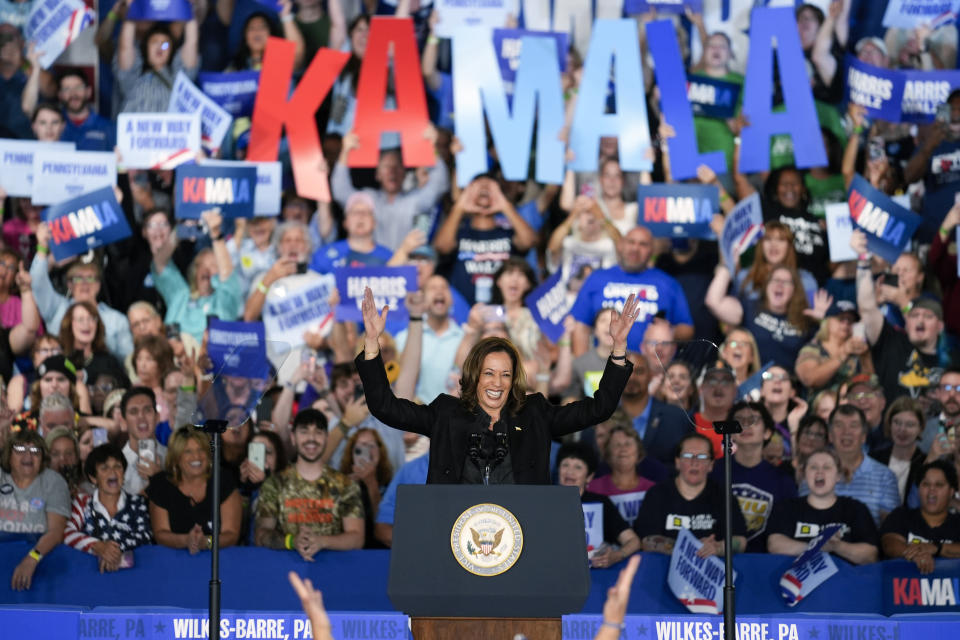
top-left (470, 527), bottom-right (504, 556)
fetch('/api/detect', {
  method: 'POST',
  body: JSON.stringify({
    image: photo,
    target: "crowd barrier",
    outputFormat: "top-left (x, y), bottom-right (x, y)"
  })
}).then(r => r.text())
top-left (0, 542), bottom-right (958, 640)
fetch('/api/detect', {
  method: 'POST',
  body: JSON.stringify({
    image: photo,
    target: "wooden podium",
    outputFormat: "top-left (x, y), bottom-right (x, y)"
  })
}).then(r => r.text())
top-left (388, 485), bottom-right (590, 640)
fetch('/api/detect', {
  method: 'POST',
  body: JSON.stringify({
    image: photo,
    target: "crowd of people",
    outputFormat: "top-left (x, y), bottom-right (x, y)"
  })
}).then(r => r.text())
top-left (2, 0), bottom-right (960, 599)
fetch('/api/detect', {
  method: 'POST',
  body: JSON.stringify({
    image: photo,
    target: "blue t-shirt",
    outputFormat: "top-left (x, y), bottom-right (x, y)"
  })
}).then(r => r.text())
top-left (709, 458), bottom-right (797, 553)
top-left (375, 454), bottom-right (430, 526)
top-left (61, 111), bottom-right (116, 152)
top-left (569, 266), bottom-right (693, 352)
top-left (743, 300), bottom-right (813, 370)
top-left (309, 240), bottom-right (393, 274)
top-left (920, 139), bottom-right (960, 242)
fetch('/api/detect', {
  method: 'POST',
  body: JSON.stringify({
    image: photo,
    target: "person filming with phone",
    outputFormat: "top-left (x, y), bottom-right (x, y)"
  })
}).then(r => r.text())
top-left (355, 287), bottom-right (637, 484)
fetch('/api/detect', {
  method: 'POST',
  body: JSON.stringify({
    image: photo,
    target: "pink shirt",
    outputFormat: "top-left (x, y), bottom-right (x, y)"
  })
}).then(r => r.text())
top-left (586, 473), bottom-right (654, 497)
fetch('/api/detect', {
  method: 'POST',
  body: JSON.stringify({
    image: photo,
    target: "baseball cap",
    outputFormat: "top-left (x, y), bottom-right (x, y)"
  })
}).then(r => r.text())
top-left (409, 244), bottom-right (437, 261)
top-left (703, 360), bottom-right (737, 382)
top-left (855, 37), bottom-right (888, 59)
top-left (907, 296), bottom-right (943, 320)
top-left (825, 299), bottom-right (860, 321)
top-left (37, 355), bottom-right (77, 384)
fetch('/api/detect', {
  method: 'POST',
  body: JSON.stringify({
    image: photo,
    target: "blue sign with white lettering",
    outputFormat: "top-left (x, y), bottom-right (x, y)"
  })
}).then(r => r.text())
top-left (847, 174), bottom-right (921, 264)
top-left (125, 0), bottom-right (192, 21)
top-left (207, 318), bottom-right (268, 379)
top-left (688, 74), bottom-right (742, 120)
top-left (43, 186), bottom-right (132, 261)
top-left (625, 0), bottom-right (703, 14)
top-left (525, 270), bottom-right (573, 343)
top-left (637, 183), bottom-right (719, 239)
top-left (334, 266), bottom-right (418, 322)
top-left (492, 28), bottom-right (567, 97)
top-left (845, 55), bottom-right (906, 122)
top-left (198, 70), bottom-right (261, 118)
top-left (175, 163), bottom-right (257, 219)
top-left (780, 524), bottom-right (841, 606)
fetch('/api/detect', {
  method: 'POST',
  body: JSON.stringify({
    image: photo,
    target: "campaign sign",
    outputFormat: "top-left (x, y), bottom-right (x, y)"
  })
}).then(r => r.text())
top-left (334, 266), bottom-right (418, 323)
top-left (625, 0), bottom-right (703, 14)
top-left (825, 202), bottom-right (859, 262)
top-left (901, 69), bottom-right (960, 123)
top-left (720, 193), bottom-right (764, 269)
top-left (117, 113), bottom-right (201, 170)
top-left (25, 0), bottom-right (95, 69)
top-left (168, 72), bottom-right (233, 152)
top-left (30, 150), bottom-right (117, 205)
top-left (434, 0), bottom-right (511, 38)
top-left (525, 270), bottom-right (573, 343)
top-left (688, 74), bottom-right (741, 120)
top-left (207, 318), bottom-right (269, 379)
top-left (609, 491), bottom-right (646, 528)
top-left (845, 55), bottom-right (906, 122)
top-left (493, 28), bottom-right (568, 96)
top-left (738, 360), bottom-right (774, 402)
top-left (125, 0), bottom-right (193, 21)
top-left (847, 174), bottom-right (921, 264)
top-left (204, 159), bottom-right (282, 216)
top-left (583, 502), bottom-right (604, 556)
top-left (668, 528), bottom-right (736, 615)
top-left (262, 274), bottom-right (336, 348)
top-left (882, 0), bottom-right (960, 29)
top-left (884, 562), bottom-right (960, 612)
top-left (780, 524), bottom-right (841, 606)
top-left (43, 186), bottom-right (132, 261)
top-left (0, 139), bottom-right (75, 197)
top-left (198, 70), bottom-right (260, 118)
top-left (175, 163), bottom-right (257, 219)
top-left (637, 184), bottom-right (719, 239)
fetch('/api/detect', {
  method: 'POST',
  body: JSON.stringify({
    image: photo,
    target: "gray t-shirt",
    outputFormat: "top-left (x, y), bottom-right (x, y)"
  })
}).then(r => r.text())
top-left (0, 469), bottom-right (71, 535)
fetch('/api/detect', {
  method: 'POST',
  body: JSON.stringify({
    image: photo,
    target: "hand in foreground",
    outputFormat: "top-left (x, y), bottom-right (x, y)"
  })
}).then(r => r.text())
top-left (289, 572), bottom-right (334, 640)
top-left (599, 555), bottom-right (641, 634)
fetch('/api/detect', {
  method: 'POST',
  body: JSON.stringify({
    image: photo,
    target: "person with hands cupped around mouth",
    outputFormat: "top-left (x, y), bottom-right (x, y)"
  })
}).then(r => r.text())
top-left (355, 286), bottom-right (637, 485)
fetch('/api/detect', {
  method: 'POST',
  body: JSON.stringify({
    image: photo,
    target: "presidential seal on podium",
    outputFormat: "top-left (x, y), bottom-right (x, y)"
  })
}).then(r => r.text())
top-left (450, 503), bottom-right (523, 577)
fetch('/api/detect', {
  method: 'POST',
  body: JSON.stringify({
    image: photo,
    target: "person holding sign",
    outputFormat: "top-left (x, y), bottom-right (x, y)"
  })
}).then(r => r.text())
top-left (116, 19), bottom-right (199, 112)
top-left (556, 441), bottom-right (640, 569)
top-left (356, 287), bottom-right (637, 484)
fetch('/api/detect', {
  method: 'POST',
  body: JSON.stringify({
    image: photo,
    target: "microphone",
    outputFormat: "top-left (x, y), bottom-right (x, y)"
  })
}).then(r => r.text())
top-left (468, 433), bottom-right (483, 465)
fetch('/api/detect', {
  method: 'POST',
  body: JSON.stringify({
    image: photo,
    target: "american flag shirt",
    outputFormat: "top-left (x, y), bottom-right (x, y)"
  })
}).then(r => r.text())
top-left (64, 490), bottom-right (153, 553)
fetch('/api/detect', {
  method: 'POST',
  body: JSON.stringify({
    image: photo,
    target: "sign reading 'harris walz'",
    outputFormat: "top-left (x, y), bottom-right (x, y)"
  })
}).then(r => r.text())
top-left (44, 186), bottom-right (132, 261)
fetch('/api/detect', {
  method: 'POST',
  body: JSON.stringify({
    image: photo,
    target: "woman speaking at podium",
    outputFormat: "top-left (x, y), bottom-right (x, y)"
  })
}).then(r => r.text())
top-left (355, 287), bottom-right (638, 484)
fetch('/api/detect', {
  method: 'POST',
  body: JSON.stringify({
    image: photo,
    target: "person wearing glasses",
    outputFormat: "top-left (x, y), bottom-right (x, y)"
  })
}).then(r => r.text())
top-left (767, 448), bottom-right (879, 565)
top-left (6, 335), bottom-right (62, 413)
top-left (709, 402), bottom-right (797, 552)
top-left (842, 374), bottom-right (888, 451)
top-left (922, 369), bottom-right (960, 454)
top-left (718, 329), bottom-right (761, 386)
top-left (31, 226), bottom-right (134, 361)
top-left (795, 299), bottom-right (873, 394)
top-left (0, 430), bottom-right (70, 591)
top-left (791, 416), bottom-right (830, 485)
top-left (633, 433), bottom-right (747, 556)
top-left (760, 365), bottom-right (807, 462)
top-left (800, 404), bottom-right (899, 526)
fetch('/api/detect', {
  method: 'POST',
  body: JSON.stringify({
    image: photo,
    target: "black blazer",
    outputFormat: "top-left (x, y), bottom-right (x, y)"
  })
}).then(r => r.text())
top-left (355, 351), bottom-right (632, 484)
top-left (642, 399), bottom-right (695, 465)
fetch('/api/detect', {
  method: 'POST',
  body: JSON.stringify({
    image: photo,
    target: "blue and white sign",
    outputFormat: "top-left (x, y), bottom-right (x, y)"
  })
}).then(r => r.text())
top-left (668, 528), bottom-right (737, 615)
top-left (175, 163), bottom-right (257, 219)
top-left (637, 183), bottom-right (719, 239)
top-left (30, 150), bottom-right (117, 205)
top-left (434, 0), bottom-right (512, 38)
top-left (117, 113), bottom-right (201, 170)
top-left (582, 502), bottom-right (604, 555)
top-left (0, 139), bottom-right (75, 197)
top-left (525, 270), bottom-right (573, 343)
top-left (720, 193), bottom-right (764, 270)
top-left (825, 202), bottom-right (859, 263)
top-left (848, 174), bottom-right (921, 264)
top-left (43, 186), bottom-right (132, 261)
top-left (901, 69), bottom-right (960, 123)
top-left (334, 266), bottom-right (418, 323)
top-left (609, 491), bottom-right (646, 528)
top-left (207, 318), bottom-right (269, 380)
top-left (25, 0), bottom-right (95, 69)
top-left (882, 0), bottom-right (960, 29)
top-left (204, 159), bottom-right (282, 215)
top-left (262, 273), bottom-right (336, 348)
top-left (845, 55), bottom-right (906, 122)
top-left (738, 360), bottom-right (774, 402)
top-left (626, 0), bottom-right (703, 15)
top-left (198, 70), bottom-right (260, 118)
top-left (168, 72), bottom-right (233, 152)
top-left (780, 524), bottom-right (842, 606)
top-left (688, 74), bottom-right (742, 120)
top-left (493, 28), bottom-right (567, 96)
top-left (125, 0), bottom-right (193, 21)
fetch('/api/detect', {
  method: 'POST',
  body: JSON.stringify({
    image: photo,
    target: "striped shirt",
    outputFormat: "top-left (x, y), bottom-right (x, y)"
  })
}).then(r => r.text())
top-left (64, 491), bottom-right (153, 553)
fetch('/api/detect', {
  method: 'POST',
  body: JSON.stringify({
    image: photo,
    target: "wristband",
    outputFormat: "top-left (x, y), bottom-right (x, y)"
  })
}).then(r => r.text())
top-left (28, 549), bottom-right (43, 562)
top-left (733, 136), bottom-right (742, 146)
top-left (210, 233), bottom-right (223, 242)
top-left (281, 13), bottom-right (294, 22)
top-left (536, 373), bottom-right (550, 383)
top-left (935, 540), bottom-right (943, 556)
top-left (853, 125), bottom-right (864, 135)
top-left (107, 9), bottom-right (116, 21)
top-left (610, 354), bottom-right (627, 362)
top-left (940, 226), bottom-right (951, 237)
top-left (285, 534), bottom-right (294, 550)
top-left (719, 192), bottom-right (731, 202)
top-left (338, 421), bottom-right (352, 436)
top-left (558, 339), bottom-right (571, 348)
top-left (427, 35), bottom-right (439, 45)
top-left (37, 245), bottom-right (49, 255)
top-left (256, 281), bottom-right (269, 295)
top-left (206, 535), bottom-right (213, 550)
top-left (409, 316), bottom-right (423, 322)
top-left (602, 622), bottom-right (625, 631)
top-left (179, 384), bottom-right (196, 392)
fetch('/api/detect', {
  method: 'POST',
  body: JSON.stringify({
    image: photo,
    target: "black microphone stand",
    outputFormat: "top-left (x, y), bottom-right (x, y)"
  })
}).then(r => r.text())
top-left (713, 419), bottom-right (742, 640)
top-left (200, 419), bottom-right (228, 640)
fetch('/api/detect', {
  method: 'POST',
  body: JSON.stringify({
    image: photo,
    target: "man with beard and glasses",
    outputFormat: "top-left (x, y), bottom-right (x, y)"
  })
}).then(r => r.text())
top-left (922, 369), bottom-right (960, 454)
top-left (254, 409), bottom-right (364, 559)
top-left (55, 70), bottom-right (115, 151)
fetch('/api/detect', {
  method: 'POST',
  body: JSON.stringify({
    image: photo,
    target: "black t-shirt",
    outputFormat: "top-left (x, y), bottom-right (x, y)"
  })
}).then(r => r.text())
top-left (0, 327), bottom-right (13, 384)
top-left (582, 490), bottom-right (631, 545)
top-left (146, 469), bottom-right (238, 535)
top-left (767, 496), bottom-right (879, 546)
top-left (743, 299), bottom-right (814, 370)
top-left (879, 506), bottom-right (960, 548)
top-left (872, 320), bottom-right (943, 404)
top-left (441, 223), bottom-right (519, 305)
top-left (655, 241), bottom-right (723, 348)
top-left (763, 201), bottom-right (829, 284)
top-left (633, 478), bottom-right (747, 540)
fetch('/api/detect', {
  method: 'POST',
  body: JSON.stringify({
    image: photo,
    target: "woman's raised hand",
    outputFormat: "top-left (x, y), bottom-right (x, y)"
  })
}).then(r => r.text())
top-left (608, 294), bottom-right (640, 353)
top-left (361, 287), bottom-right (388, 355)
